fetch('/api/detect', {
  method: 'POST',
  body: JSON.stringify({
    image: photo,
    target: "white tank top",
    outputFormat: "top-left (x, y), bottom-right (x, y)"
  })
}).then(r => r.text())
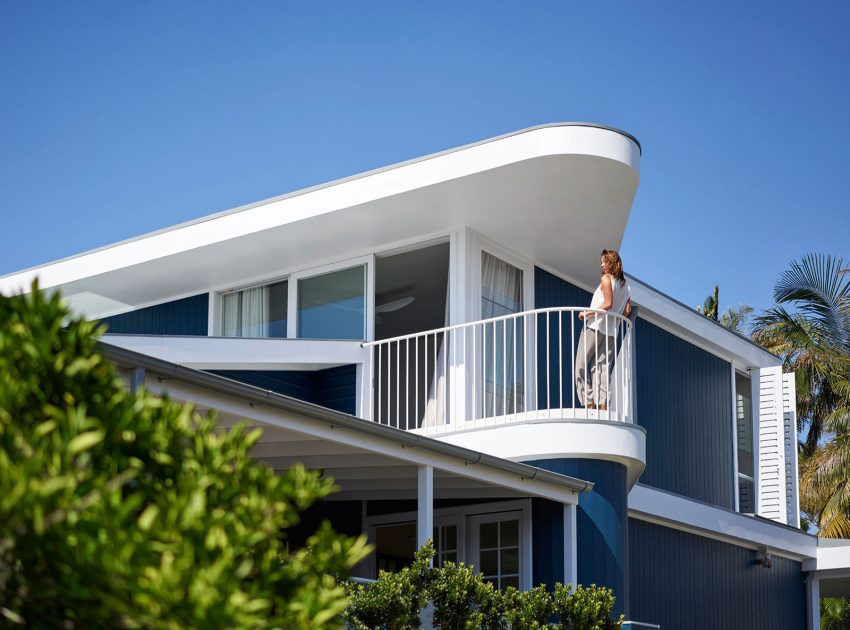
top-left (587, 275), bottom-right (630, 335)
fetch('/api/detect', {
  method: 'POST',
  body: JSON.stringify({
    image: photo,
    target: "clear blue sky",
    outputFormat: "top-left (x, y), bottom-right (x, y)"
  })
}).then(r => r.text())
top-left (1, 1), bottom-right (848, 316)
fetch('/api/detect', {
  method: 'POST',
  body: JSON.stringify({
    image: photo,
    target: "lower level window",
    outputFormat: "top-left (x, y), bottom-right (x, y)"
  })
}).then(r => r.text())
top-left (473, 514), bottom-right (521, 589)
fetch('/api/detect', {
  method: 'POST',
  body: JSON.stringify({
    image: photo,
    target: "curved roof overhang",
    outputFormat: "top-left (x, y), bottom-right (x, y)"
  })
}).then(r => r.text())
top-left (0, 123), bottom-right (640, 317)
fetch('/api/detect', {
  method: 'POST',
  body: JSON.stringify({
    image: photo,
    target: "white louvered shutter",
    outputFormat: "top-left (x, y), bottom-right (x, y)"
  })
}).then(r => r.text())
top-left (782, 372), bottom-right (800, 528)
top-left (757, 366), bottom-right (786, 523)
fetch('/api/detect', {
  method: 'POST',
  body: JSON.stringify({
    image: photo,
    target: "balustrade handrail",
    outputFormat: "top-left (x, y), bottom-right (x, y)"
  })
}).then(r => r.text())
top-left (361, 306), bottom-right (631, 348)
top-left (362, 306), bottom-right (634, 434)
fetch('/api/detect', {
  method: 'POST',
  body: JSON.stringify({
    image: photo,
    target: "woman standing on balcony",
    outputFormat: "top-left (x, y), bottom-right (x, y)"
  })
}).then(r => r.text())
top-left (576, 250), bottom-right (632, 411)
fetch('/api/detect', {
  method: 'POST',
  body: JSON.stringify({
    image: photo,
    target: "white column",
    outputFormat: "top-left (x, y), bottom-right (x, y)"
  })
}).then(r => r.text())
top-left (417, 465), bottom-right (434, 554)
top-left (355, 361), bottom-right (372, 420)
top-left (807, 575), bottom-right (820, 630)
top-left (564, 504), bottom-right (578, 589)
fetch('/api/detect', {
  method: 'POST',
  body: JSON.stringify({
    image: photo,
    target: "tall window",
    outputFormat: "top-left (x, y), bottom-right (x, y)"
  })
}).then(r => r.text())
top-left (736, 372), bottom-right (755, 513)
top-left (481, 252), bottom-right (524, 417)
top-left (221, 280), bottom-right (288, 338)
top-left (474, 515), bottom-right (520, 589)
top-left (297, 265), bottom-right (366, 340)
top-left (433, 524), bottom-right (458, 567)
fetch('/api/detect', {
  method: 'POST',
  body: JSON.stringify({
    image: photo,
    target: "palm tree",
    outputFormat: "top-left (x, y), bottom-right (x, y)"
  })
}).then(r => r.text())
top-left (697, 285), bottom-right (719, 320)
top-left (752, 253), bottom-right (850, 538)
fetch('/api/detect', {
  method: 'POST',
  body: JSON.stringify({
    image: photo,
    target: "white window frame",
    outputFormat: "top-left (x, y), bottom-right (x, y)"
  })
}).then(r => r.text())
top-left (363, 499), bottom-right (531, 588)
top-left (288, 254), bottom-right (374, 341)
top-left (467, 509), bottom-right (528, 590)
top-left (466, 231), bottom-right (535, 323)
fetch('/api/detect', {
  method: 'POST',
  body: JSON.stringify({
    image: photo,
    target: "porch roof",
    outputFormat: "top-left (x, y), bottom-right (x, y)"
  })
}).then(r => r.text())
top-left (100, 341), bottom-right (592, 504)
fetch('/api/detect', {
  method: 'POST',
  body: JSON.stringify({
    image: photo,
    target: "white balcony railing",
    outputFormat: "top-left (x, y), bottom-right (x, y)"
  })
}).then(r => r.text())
top-left (362, 307), bottom-right (634, 436)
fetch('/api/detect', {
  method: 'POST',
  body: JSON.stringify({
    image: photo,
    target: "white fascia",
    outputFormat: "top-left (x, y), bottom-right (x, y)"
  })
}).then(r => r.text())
top-left (802, 542), bottom-right (850, 572)
top-left (629, 484), bottom-right (817, 561)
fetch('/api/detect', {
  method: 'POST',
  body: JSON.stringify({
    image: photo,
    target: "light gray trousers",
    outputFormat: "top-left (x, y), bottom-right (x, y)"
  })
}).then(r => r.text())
top-left (574, 327), bottom-right (616, 406)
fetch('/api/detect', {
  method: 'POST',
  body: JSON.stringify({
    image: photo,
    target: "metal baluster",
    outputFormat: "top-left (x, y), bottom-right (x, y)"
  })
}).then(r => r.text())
top-left (546, 311), bottom-right (552, 417)
top-left (378, 344), bottom-right (382, 425)
top-left (415, 335), bottom-right (419, 429)
top-left (512, 316), bottom-right (517, 417)
top-left (472, 323), bottom-right (477, 421)
top-left (571, 310), bottom-right (576, 411)
top-left (558, 310), bottom-right (563, 411)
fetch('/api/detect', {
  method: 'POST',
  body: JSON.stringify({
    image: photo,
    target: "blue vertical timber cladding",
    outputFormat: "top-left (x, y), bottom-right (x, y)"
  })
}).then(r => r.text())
top-left (208, 365), bottom-right (357, 415)
top-left (99, 293), bottom-right (209, 335)
top-left (534, 268), bottom-right (593, 410)
top-left (525, 458), bottom-right (628, 616)
top-left (635, 318), bottom-right (735, 508)
top-left (531, 498), bottom-right (564, 589)
top-left (629, 518), bottom-right (806, 630)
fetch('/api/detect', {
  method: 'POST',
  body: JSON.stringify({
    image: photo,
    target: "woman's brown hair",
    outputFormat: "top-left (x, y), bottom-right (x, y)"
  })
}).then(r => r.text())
top-left (601, 249), bottom-right (625, 284)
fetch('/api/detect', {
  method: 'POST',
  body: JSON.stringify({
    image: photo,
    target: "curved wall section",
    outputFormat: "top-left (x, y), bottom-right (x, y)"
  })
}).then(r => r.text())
top-left (525, 458), bottom-right (629, 617)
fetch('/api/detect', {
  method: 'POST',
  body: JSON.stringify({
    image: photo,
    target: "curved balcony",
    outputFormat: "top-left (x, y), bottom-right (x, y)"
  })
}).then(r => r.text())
top-left (362, 306), bottom-right (635, 431)
top-left (362, 307), bottom-right (644, 482)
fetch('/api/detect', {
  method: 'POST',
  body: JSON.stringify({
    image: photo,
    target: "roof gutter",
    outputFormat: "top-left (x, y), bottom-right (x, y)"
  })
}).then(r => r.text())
top-left (98, 341), bottom-right (594, 495)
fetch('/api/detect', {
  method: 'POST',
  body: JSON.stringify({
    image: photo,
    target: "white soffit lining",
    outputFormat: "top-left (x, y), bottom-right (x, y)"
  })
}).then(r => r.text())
top-left (0, 123), bottom-right (640, 316)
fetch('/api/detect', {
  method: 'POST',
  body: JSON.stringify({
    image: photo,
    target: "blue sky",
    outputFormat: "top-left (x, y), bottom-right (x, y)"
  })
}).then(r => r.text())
top-left (1, 1), bottom-right (848, 317)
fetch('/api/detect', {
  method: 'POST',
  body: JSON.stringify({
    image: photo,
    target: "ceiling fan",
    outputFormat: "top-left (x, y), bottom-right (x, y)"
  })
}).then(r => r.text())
top-left (375, 296), bottom-right (415, 323)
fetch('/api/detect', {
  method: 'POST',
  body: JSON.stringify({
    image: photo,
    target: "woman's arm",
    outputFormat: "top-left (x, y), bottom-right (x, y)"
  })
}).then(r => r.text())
top-left (579, 275), bottom-right (614, 320)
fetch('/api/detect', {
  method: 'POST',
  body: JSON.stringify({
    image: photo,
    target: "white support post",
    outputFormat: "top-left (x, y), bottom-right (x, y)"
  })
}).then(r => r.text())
top-left (807, 575), bottom-right (820, 630)
top-left (418, 465), bottom-right (434, 555)
top-left (355, 361), bottom-right (371, 420)
top-left (564, 504), bottom-right (578, 589)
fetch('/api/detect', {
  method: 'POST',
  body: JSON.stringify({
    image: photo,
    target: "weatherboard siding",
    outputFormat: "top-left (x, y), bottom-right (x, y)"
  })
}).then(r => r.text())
top-left (635, 318), bottom-right (735, 508)
top-left (208, 365), bottom-right (357, 415)
top-left (525, 458), bottom-right (628, 617)
top-left (629, 518), bottom-right (805, 630)
top-left (99, 293), bottom-right (209, 336)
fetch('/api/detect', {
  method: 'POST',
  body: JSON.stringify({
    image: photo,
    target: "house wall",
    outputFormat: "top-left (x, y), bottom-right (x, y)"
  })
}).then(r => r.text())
top-left (525, 458), bottom-right (628, 617)
top-left (534, 267), bottom-right (736, 509)
top-left (635, 318), bottom-right (735, 508)
top-left (100, 293), bottom-right (209, 336)
top-left (629, 518), bottom-right (806, 629)
top-left (208, 366), bottom-right (357, 415)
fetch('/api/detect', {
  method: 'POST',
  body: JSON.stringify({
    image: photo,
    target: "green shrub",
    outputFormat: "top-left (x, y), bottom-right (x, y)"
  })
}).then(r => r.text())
top-left (552, 583), bottom-right (623, 630)
top-left (348, 544), bottom-right (622, 630)
top-left (346, 541), bottom-right (434, 629)
top-left (502, 584), bottom-right (554, 629)
top-left (0, 284), bottom-right (370, 628)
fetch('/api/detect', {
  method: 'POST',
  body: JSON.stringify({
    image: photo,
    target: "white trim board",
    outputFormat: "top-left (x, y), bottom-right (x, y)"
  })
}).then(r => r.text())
top-left (628, 484), bottom-right (816, 561)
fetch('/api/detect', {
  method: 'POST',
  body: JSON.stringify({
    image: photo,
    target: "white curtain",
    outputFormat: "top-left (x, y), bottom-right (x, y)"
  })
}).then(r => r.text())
top-left (480, 252), bottom-right (523, 417)
top-left (241, 286), bottom-right (269, 337)
top-left (222, 287), bottom-right (269, 337)
top-left (423, 283), bottom-right (451, 428)
top-left (222, 292), bottom-right (240, 337)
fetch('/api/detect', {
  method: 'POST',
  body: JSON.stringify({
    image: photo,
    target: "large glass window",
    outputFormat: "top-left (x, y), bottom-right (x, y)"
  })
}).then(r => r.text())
top-left (736, 372), bottom-right (755, 513)
top-left (221, 280), bottom-right (287, 338)
top-left (433, 523), bottom-right (458, 567)
top-left (298, 265), bottom-right (366, 340)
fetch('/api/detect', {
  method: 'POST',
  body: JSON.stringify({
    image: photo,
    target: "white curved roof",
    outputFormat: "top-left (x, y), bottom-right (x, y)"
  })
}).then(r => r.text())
top-left (0, 123), bottom-right (641, 315)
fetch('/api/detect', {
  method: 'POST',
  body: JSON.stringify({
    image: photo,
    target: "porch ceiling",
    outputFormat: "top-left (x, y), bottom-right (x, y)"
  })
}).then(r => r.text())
top-left (215, 412), bottom-right (564, 502)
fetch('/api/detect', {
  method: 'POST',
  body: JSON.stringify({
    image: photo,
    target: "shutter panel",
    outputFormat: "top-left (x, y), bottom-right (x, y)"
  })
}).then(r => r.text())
top-left (757, 366), bottom-right (786, 523)
top-left (782, 372), bottom-right (800, 527)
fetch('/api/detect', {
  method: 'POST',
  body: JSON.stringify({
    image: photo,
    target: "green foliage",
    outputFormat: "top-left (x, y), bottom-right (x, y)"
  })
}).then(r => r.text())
top-left (348, 544), bottom-right (621, 630)
top-left (822, 596), bottom-right (850, 629)
top-left (0, 283), bottom-right (370, 628)
top-left (552, 583), bottom-right (622, 630)
top-left (696, 285), bottom-right (720, 321)
top-left (345, 541), bottom-right (434, 630)
top-left (502, 585), bottom-right (554, 630)
top-left (719, 304), bottom-right (753, 335)
top-left (752, 254), bottom-right (850, 537)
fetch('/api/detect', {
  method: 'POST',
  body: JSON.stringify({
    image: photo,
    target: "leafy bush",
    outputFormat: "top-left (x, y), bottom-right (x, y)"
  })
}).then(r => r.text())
top-left (0, 284), bottom-right (369, 628)
top-left (346, 542), bottom-right (434, 630)
top-left (552, 583), bottom-right (622, 630)
top-left (347, 544), bottom-right (622, 629)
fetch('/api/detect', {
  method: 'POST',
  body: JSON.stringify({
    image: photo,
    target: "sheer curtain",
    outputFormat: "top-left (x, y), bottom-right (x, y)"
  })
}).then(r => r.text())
top-left (481, 252), bottom-right (523, 418)
top-left (222, 287), bottom-right (269, 337)
top-left (241, 286), bottom-right (269, 337)
top-left (222, 292), bottom-right (240, 337)
top-left (423, 285), bottom-right (451, 428)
